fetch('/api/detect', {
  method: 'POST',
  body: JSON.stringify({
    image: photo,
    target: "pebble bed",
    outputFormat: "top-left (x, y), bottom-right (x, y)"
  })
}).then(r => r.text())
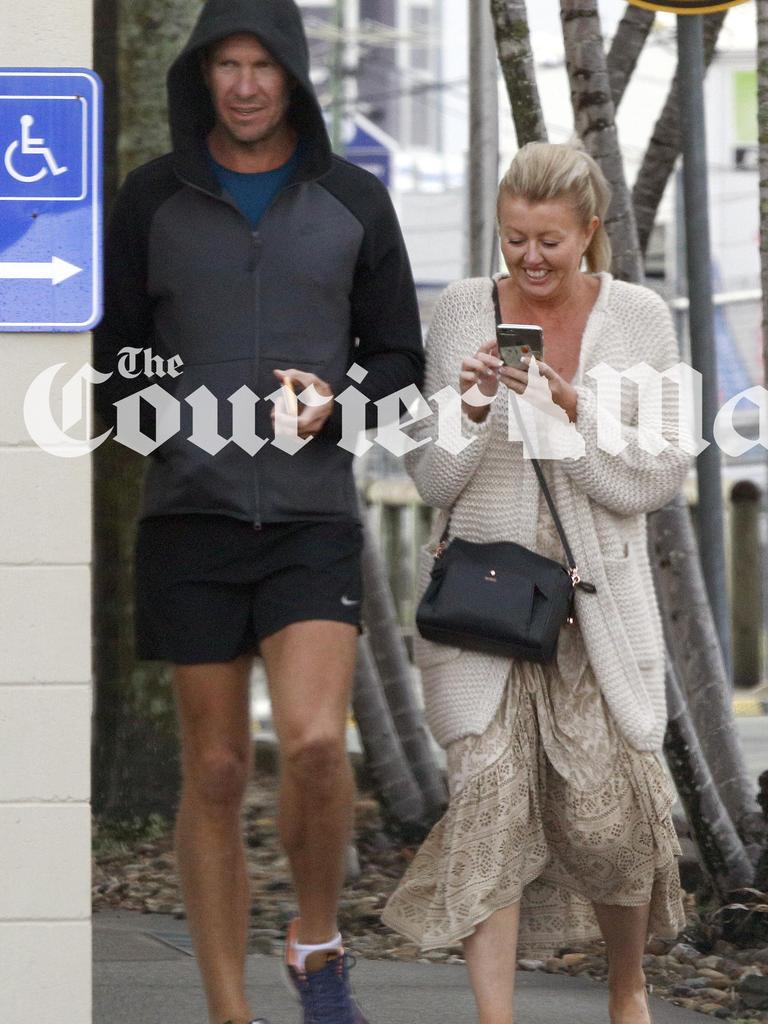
top-left (93, 776), bottom-right (768, 1022)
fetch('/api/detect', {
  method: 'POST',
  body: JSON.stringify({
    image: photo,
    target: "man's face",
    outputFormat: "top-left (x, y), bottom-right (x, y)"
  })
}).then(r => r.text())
top-left (203, 34), bottom-right (293, 149)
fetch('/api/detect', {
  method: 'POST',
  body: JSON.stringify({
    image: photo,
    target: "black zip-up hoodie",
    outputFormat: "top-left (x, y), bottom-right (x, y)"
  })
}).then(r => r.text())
top-left (94, 0), bottom-right (424, 526)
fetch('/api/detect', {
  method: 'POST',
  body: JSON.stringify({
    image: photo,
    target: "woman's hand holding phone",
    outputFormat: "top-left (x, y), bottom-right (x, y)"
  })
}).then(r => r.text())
top-left (498, 357), bottom-right (579, 423)
top-left (459, 341), bottom-right (503, 423)
top-left (491, 322), bottom-right (577, 422)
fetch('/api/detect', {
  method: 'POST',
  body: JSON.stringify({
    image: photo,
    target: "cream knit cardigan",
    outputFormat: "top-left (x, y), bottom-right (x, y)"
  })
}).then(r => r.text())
top-left (406, 272), bottom-right (690, 753)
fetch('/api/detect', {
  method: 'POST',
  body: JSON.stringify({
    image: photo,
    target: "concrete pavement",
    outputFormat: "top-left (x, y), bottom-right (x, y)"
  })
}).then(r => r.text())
top-left (93, 910), bottom-right (708, 1024)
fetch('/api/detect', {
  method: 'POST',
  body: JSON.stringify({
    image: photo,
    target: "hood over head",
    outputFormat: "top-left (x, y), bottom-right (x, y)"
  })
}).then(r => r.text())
top-left (167, 0), bottom-right (332, 181)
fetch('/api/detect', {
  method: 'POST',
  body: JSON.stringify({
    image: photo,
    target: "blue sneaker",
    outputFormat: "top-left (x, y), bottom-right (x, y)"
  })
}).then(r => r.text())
top-left (284, 920), bottom-right (369, 1024)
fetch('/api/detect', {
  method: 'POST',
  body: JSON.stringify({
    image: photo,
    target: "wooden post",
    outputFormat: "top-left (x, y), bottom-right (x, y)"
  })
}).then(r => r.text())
top-left (730, 480), bottom-right (763, 689)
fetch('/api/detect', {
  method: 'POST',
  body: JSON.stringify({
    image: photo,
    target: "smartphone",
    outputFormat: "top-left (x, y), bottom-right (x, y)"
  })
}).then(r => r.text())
top-left (496, 323), bottom-right (543, 370)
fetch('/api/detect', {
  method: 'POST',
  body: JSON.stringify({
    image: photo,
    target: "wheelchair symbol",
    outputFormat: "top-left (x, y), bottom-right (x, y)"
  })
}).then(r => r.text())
top-left (4, 114), bottom-right (68, 183)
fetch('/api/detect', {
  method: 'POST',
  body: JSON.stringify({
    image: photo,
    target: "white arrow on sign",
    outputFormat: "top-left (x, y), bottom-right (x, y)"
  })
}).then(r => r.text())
top-left (0, 256), bottom-right (83, 286)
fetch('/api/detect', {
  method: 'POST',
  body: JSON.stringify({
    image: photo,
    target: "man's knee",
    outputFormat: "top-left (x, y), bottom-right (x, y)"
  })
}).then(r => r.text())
top-left (282, 731), bottom-right (347, 784)
top-left (183, 746), bottom-right (251, 807)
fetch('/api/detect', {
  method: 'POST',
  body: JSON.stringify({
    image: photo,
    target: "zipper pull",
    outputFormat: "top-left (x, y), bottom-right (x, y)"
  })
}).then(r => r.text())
top-left (567, 589), bottom-right (576, 625)
top-left (248, 232), bottom-right (261, 272)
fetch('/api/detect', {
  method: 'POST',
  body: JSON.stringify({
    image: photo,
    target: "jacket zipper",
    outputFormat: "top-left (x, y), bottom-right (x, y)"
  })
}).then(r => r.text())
top-left (174, 165), bottom-right (322, 532)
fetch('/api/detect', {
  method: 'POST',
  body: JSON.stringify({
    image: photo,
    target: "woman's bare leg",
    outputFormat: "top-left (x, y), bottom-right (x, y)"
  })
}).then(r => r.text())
top-left (593, 902), bottom-right (652, 1024)
top-left (462, 902), bottom-right (521, 1024)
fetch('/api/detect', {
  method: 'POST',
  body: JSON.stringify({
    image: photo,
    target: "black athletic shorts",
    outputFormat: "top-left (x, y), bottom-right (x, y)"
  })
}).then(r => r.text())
top-left (134, 515), bottom-right (363, 664)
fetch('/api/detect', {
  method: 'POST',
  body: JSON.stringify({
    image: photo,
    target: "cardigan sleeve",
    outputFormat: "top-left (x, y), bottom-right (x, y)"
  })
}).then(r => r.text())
top-left (404, 282), bottom-right (497, 510)
top-left (559, 287), bottom-right (691, 515)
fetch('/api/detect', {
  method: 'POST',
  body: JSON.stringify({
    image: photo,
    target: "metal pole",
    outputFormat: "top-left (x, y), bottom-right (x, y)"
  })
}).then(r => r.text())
top-left (330, 0), bottom-right (344, 153)
top-left (677, 14), bottom-right (732, 679)
top-left (468, 0), bottom-right (499, 277)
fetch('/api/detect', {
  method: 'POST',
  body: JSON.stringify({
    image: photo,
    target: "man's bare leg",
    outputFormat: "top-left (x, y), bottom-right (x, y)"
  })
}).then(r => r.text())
top-left (261, 620), bottom-right (358, 958)
top-left (173, 654), bottom-right (255, 1024)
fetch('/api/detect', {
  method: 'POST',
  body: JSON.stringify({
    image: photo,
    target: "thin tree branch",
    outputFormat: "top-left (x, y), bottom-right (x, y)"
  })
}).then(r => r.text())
top-left (352, 636), bottom-right (427, 828)
top-left (560, 0), bottom-right (643, 281)
top-left (664, 652), bottom-right (754, 896)
top-left (490, 0), bottom-right (548, 145)
top-left (649, 494), bottom-right (766, 858)
top-left (633, 11), bottom-right (727, 255)
top-left (361, 512), bottom-right (448, 820)
top-left (607, 4), bottom-right (655, 110)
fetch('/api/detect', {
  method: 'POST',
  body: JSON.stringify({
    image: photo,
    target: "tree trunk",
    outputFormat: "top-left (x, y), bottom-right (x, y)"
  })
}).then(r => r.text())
top-left (606, 4), bottom-right (655, 110)
top-left (664, 654), bottom-right (754, 896)
top-left (632, 12), bottom-right (727, 256)
top-left (116, 0), bottom-right (197, 172)
top-left (361, 513), bottom-right (448, 821)
top-left (649, 495), bottom-right (765, 856)
top-left (352, 637), bottom-right (428, 830)
top-left (91, 441), bottom-right (182, 821)
top-left (92, 0), bottom-right (199, 822)
top-left (490, 0), bottom-right (548, 146)
top-left (560, 0), bottom-right (643, 283)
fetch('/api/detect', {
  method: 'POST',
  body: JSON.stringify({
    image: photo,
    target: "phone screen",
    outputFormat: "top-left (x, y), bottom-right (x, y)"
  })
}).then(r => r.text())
top-left (496, 324), bottom-right (543, 369)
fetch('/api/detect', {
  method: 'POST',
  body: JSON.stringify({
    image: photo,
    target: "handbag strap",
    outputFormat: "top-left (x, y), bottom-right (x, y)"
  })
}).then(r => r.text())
top-left (436, 281), bottom-right (596, 594)
top-left (491, 280), bottom-right (577, 573)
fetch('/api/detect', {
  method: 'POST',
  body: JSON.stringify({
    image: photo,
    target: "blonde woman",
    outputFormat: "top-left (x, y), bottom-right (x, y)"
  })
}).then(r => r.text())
top-left (383, 143), bottom-right (690, 1024)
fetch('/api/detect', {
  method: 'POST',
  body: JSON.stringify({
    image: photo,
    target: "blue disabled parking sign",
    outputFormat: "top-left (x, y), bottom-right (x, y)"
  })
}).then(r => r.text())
top-left (0, 69), bottom-right (102, 331)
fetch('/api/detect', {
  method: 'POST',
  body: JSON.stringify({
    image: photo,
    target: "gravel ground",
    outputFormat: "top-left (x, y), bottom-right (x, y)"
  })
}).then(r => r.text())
top-left (93, 775), bottom-right (768, 1022)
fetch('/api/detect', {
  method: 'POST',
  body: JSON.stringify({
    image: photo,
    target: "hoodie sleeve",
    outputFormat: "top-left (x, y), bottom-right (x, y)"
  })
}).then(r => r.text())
top-left (348, 184), bottom-right (425, 411)
top-left (318, 164), bottom-right (424, 437)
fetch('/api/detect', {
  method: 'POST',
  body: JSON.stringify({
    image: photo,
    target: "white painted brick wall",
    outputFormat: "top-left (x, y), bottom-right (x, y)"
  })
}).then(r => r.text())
top-left (0, 805), bottom-right (92, 919)
top-left (0, 922), bottom-right (91, 1022)
top-left (0, 567), bottom-right (91, 683)
top-left (0, 4), bottom-right (94, 1022)
top-left (0, 334), bottom-right (84, 444)
top-left (0, 450), bottom-right (91, 564)
top-left (0, 687), bottom-right (91, 801)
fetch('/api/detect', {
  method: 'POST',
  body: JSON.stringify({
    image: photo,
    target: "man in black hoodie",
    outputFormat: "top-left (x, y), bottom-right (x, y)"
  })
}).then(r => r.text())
top-left (94, 2), bottom-right (424, 1023)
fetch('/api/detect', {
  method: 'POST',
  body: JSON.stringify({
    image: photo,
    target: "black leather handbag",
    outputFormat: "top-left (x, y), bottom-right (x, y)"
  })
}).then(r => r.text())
top-left (415, 281), bottom-right (596, 663)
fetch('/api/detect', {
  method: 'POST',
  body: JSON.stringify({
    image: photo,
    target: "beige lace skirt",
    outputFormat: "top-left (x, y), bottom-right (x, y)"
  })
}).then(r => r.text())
top-left (382, 509), bottom-right (685, 956)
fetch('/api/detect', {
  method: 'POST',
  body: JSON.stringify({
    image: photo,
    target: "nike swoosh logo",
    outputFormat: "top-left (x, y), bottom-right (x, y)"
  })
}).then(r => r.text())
top-left (340, 596), bottom-right (360, 607)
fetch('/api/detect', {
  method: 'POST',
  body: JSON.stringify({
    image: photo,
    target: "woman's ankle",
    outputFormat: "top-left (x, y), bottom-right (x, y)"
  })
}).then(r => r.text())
top-left (608, 968), bottom-right (646, 996)
top-left (607, 978), bottom-right (650, 1024)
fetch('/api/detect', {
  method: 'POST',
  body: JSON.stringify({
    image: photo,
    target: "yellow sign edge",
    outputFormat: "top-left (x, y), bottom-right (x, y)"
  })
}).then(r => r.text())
top-left (628, 0), bottom-right (750, 13)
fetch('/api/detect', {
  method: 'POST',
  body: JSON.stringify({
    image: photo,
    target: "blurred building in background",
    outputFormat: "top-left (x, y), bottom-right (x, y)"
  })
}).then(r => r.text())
top-left (298, 0), bottom-right (466, 294)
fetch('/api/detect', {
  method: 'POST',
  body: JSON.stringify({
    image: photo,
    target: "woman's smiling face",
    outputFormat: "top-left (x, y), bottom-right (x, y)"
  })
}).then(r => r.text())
top-left (498, 195), bottom-right (598, 304)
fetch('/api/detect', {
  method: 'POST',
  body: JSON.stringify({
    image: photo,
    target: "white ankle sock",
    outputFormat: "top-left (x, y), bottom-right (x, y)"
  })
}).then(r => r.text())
top-left (292, 931), bottom-right (343, 972)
